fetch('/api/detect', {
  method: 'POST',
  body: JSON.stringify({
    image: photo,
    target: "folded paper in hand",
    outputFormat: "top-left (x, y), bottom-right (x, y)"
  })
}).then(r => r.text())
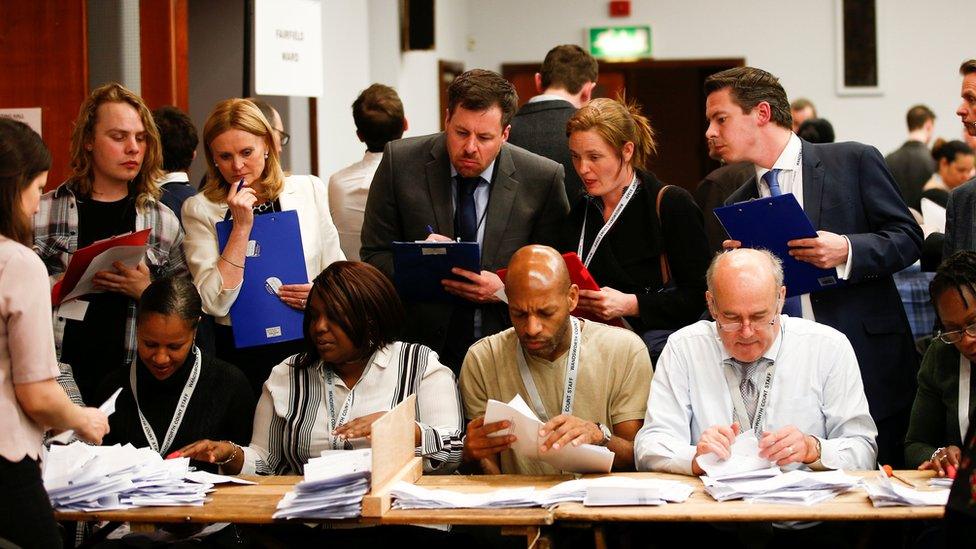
top-left (695, 429), bottom-right (774, 479)
top-left (52, 229), bottom-right (151, 306)
top-left (484, 395), bottom-right (613, 474)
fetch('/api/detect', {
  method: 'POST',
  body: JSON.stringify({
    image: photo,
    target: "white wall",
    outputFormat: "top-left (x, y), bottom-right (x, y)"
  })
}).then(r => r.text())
top-left (464, 0), bottom-right (973, 155)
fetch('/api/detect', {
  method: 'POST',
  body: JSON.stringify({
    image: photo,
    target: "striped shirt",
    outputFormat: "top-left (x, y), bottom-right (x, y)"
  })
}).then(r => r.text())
top-left (32, 182), bottom-right (187, 402)
top-left (240, 341), bottom-right (463, 475)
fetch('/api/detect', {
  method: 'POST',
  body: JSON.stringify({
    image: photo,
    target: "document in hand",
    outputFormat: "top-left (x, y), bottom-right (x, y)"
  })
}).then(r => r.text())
top-left (714, 194), bottom-right (843, 297)
top-left (484, 395), bottom-right (614, 474)
top-left (695, 429), bottom-right (774, 479)
top-left (51, 229), bottom-right (151, 306)
top-left (216, 210), bottom-right (307, 348)
top-left (862, 467), bottom-right (950, 507)
top-left (273, 449), bottom-right (372, 519)
top-left (496, 252), bottom-right (624, 328)
top-left (392, 241), bottom-right (480, 303)
top-left (49, 387), bottom-right (122, 445)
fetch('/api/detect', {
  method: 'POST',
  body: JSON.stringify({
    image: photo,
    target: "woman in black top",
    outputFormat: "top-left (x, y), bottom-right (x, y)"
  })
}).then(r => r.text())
top-left (562, 98), bottom-right (710, 360)
top-left (97, 277), bottom-right (254, 472)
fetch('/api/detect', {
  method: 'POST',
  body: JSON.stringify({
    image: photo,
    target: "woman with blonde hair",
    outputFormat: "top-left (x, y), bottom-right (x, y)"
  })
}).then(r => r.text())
top-left (33, 82), bottom-right (187, 405)
top-left (182, 98), bottom-right (343, 392)
top-left (562, 98), bottom-right (710, 361)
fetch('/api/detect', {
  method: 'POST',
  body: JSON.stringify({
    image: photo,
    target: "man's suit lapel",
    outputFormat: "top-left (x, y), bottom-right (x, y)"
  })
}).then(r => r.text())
top-left (801, 141), bottom-right (826, 229)
top-left (482, 145), bottom-right (518, 266)
top-left (426, 134), bottom-right (455, 239)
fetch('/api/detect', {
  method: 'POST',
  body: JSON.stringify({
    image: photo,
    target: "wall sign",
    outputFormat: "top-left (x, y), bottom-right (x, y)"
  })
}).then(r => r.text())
top-left (254, 0), bottom-right (323, 97)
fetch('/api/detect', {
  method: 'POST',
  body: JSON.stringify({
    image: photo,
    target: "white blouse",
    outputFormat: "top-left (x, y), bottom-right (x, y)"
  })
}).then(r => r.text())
top-left (240, 341), bottom-right (463, 475)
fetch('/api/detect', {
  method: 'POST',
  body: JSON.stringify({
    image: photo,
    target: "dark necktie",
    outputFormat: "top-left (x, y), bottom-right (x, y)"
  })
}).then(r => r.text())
top-left (456, 176), bottom-right (481, 243)
top-left (764, 168), bottom-right (803, 318)
top-left (739, 360), bottom-right (761, 425)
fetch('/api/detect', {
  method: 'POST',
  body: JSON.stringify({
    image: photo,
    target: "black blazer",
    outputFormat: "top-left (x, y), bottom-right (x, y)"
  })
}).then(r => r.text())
top-left (560, 170), bottom-right (711, 333)
top-left (726, 140), bottom-right (923, 421)
top-left (508, 99), bottom-right (582, 204)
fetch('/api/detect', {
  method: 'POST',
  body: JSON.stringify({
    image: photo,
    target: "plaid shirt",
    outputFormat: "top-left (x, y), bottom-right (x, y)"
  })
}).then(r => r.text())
top-left (33, 182), bottom-right (188, 373)
top-left (894, 265), bottom-right (937, 341)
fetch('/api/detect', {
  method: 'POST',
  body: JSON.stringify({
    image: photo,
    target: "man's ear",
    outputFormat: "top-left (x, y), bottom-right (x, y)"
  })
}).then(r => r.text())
top-left (580, 81), bottom-right (597, 104)
top-left (754, 101), bottom-right (773, 126)
top-left (501, 124), bottom-right (511, 142)
top-left (705, 290), bottom-right (717, 319)
top-left (568, 283), bottom-right (580, 311)
top-left (402, 116), bottom-right (409, 132)
top-left (534, 73), bottom-right (544, 94)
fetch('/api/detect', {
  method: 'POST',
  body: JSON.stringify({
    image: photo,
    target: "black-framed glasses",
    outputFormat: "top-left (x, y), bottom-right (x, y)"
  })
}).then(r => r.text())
top-left (275, 128), bottom-right (290, 146)
top-left (935, 321), bottom-right (976, 344)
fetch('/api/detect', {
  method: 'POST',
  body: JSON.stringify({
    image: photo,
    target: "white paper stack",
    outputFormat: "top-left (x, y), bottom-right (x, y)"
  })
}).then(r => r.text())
top-left (928, 477), bottom-right (954, 489)
top-left (697, 431), bottom-right (859, 505)
top-left (863, 469), bottom-right (950, 507)
top-left (484, 395), bottom-right (614, 473)
top-left (390, 476), bottom-right (694, 510)
top-left (272, 449), bottom-right (372, 519)
top-left (43, 443), bottom-right (251, 511)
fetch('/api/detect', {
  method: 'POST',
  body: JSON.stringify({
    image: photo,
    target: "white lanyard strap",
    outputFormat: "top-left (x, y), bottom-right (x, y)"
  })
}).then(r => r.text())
top-left (323, 355), bottom-right (375, 450)
top-left (960, 355), bottom-right (971, 440)
top-left (723, 360), bottom-right (775, 433)
top-left (577, 174), bottom-right (639, 268)
top-left (130, 346), bottom-right (202, 455)
top-left (516, 317), bottom-right (582, 421)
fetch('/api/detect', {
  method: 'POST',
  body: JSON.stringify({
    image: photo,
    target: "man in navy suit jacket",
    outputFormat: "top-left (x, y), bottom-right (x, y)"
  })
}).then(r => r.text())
top-left (703, 67), bottom-right (923, 468)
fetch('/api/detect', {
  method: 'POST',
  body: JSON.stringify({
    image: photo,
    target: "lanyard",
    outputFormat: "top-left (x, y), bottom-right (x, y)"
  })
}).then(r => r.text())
top-left (577, 174), bottom-right (639, 268)
top-left (960, 355), bottom-right (972, 440)
top-left (130, 346), bottom-right (202, 455)
top-left (516, 316), bottom-right (582, 421)
top-left (721, 322), bottom-right (785, 433)
top-left (322, 354), bottom-right (376, 450)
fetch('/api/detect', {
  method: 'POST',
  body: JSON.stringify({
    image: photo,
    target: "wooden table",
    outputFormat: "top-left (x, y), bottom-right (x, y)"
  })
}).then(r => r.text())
top-left (52, 470), bottom-right (946, 546)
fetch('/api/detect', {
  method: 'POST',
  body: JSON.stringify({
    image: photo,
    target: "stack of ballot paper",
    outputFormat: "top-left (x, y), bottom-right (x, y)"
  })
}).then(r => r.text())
top-left (697, 431), bottom-right (860, 505)
top-left (273, 449), bottom-right (372, 519)
top-left (863, 468), bottom-right (950, 507)
top-left (43, 443), bottom-right (253, 511)
top-left (390, 476), bottom-right (694, 510)
top-left (928, 477), bottom-right (954, 489)
top-left (484, 395), bottom-right (614, 473)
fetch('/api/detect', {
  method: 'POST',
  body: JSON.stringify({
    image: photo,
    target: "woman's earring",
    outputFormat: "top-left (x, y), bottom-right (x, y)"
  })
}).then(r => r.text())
top-left (264, 153), bottom-right (269, 159)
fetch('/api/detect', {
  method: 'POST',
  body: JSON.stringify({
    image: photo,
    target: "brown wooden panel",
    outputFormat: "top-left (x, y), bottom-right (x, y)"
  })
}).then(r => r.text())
top-left (0, 1), bottom-right (88, 189)
top-left (139, 0), bottom-right (189, 111)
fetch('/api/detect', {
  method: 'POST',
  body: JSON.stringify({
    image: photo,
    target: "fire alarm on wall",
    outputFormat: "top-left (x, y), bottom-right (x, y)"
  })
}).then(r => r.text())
top-left (609, 0), bottom-right (630, 17)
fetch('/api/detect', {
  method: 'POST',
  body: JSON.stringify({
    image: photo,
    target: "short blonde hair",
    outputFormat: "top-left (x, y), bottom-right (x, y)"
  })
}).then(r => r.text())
top-left (566, 97), bottom-right (657, 171)
top-left (68, 82), bottom-right (163, 210)
top-left (201, 98), bottom-right (284, 203)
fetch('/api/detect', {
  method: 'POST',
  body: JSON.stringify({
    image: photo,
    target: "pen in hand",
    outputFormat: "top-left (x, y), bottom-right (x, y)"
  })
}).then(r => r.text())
top-left (426, 224), bottom-right (434, 235)
top-left (236, 178), bottom-right (245, 193)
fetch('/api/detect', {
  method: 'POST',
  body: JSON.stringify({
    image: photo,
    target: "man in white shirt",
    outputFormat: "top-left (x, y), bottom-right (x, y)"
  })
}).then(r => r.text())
top-left (328, 84), bottom-right (407, 260)
top-left (634, 248), bottom-right (877, 475)
top-left (706, 66), bottom-right (921, 468)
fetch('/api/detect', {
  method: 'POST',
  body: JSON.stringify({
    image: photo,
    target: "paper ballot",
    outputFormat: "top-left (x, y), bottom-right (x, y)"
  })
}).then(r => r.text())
top-left (695, 430), bottom-right (774, 479)
top-left (863, 467), bottom-right (950, 507)
top-left (484, 395), bottom-right (614, 474)
top-left (49, 387), bottom-right (122, 445)
top-left (272, 449), bottom-right (372, 519)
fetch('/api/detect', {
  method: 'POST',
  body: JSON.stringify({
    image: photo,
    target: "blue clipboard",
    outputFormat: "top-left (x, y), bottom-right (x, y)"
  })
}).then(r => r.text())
top-left (216, 209), bottom-right (307, 348)
top-left (714, 194), bottom-right (843, 297)
top-left (392, 241), bottom-right (481, 303)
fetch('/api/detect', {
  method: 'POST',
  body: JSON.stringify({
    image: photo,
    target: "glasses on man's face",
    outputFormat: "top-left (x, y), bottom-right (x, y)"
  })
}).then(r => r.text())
top-left (714, 314), bottom-right (778, 333)
top-left (935, 321), bottom-right (976, 344)
top-left (275, 128), bottom-right (290, 146)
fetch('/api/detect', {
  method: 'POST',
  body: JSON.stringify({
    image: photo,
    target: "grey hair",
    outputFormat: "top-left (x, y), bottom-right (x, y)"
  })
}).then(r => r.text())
top-left (706, 248), bottom-right (784, 294)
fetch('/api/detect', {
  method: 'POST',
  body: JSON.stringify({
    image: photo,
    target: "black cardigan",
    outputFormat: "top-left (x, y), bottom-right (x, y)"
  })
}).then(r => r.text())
top-left (97, 351), bottom-right (256, 472)
top-left (560, 170), bottom-right (711, 333)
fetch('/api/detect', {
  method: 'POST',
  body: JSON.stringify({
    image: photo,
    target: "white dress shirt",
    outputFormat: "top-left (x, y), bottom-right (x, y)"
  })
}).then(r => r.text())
top-left (634, 315), bottom-right (878, 475)
top-left (240, 341), bottom-right (463, 475)
top-left (159, 171), bottom-right (190, 185)
top-left (754, 133), bottom-right (853, 320)
top-left (181, 174), bottom-right (345, 324)
top-left (328, 151), bottom-right (383, 261)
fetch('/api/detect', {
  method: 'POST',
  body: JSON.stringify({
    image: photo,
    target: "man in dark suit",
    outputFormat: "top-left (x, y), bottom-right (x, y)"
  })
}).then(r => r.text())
top-left (704, 67), bottom-right (923, 467)
top-left (508, 45), bottom-right (597, 205)
top-left (361, 69), bottom-right (569, 373)
top-left (945, 59), bottom-right (976, 256)
top-left (885, 104), bottom-right (936, 211)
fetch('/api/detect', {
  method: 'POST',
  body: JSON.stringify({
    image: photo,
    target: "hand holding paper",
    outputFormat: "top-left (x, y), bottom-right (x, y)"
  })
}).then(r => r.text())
top-left (696, 428), bottom-right (775, 479)
top-left (49, 387), bottom-right (119, 445)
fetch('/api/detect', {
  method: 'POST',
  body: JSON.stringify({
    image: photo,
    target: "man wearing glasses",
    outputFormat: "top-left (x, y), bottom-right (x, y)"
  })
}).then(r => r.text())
top-left (634, 248), bottom-right (878, 478)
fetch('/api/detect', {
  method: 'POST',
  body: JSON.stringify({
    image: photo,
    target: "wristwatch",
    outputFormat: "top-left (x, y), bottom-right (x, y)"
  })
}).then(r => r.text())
top-left (595, 423), bottom-right (612, 446)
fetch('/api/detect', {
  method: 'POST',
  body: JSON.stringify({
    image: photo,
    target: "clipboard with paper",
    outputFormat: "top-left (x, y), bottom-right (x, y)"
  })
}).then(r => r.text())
top-left (391, 241), bottom-right (481, 303)
top-left (216, 209), bottom-right (307, 348)
top-left (713, 194), bottom-right (843, 297)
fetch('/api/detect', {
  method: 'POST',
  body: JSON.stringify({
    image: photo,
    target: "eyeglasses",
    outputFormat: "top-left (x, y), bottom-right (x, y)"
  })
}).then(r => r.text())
top-left (714, 314), bottom-right (778, 333)
top-left (275, 128), bottom-right (290, 146)
top-left (935, 321), bottom-right (976, 344)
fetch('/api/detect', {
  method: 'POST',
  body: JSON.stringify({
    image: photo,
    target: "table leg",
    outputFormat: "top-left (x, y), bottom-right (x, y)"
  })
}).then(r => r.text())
top-left (500, 525), bottom-right (548, 548)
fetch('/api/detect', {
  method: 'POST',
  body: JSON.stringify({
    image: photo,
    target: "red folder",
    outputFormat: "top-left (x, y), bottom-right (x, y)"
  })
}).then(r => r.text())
top-left (51, 229), bottom-right (151, 306)
top-left (497, 252), bottom-right (624, 328)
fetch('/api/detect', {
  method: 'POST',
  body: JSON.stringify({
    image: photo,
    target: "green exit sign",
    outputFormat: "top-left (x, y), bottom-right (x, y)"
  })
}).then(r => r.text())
top-left (588, 26), bottom-right (652, 60)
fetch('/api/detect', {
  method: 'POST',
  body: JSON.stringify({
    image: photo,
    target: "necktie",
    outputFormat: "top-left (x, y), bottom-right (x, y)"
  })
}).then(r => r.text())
top-left (763, 169), bottom-right (783, 196)
top-left (763, 168), bottom-right (802, 318)
top-left (456, 176), bottom-right (480, 243)
top-left (739, 360), bottom-right (760, 425)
